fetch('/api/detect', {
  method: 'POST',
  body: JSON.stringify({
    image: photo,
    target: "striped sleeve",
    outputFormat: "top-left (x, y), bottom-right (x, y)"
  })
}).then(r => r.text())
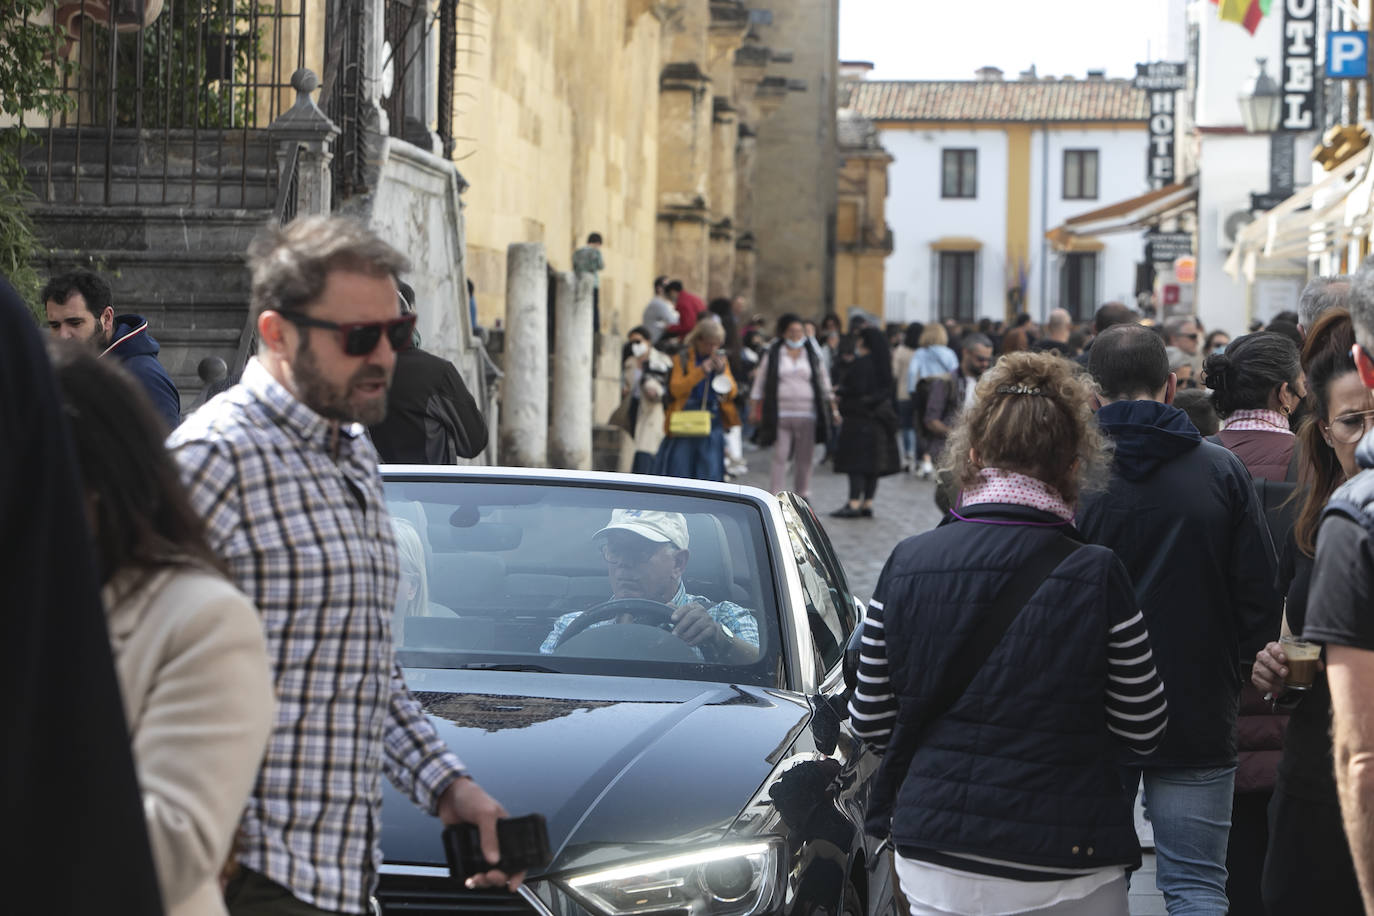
top-left (1105, 607), bottom-right (1168, 755)
top-left (849, 597), bottom-right (898, 751)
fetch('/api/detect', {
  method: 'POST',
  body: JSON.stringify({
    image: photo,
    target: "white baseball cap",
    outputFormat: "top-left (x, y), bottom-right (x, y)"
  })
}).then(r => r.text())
top-left (594, 509), bottom-right (690, 550)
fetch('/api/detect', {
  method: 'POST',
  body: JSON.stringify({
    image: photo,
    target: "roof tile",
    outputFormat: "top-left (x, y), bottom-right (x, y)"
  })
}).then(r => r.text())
top-left (848, 79), bottom-right (1149, 123)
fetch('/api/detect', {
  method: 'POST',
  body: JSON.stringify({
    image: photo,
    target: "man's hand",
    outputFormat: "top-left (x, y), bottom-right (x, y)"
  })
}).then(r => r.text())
top-left (438, 777), bottom-right (525, 892)
top-left (1252, 641), bottom-right (1288, 697)
top-left (671, 602), bottom-right (723, 648)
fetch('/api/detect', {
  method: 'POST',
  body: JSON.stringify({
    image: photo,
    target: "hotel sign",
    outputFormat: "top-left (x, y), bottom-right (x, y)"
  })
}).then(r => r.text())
top-left (1135, 63), bottom-right (1185, 188)
top-left (1283, 0), bottom-right (1318, 130)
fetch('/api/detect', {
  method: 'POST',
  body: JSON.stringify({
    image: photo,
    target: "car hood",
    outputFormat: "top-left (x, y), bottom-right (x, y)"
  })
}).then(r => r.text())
top-left (382, 670), bottom-right (811, 875)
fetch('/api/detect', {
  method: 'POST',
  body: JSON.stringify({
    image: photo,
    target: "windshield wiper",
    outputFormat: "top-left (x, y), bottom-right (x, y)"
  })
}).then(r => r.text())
top-left (456, 663), bottom-right (559, 673)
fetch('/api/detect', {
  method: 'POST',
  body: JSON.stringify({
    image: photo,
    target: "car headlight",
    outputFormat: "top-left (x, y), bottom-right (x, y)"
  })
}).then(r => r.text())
top-left (563, 840), bottom-right (782, 916)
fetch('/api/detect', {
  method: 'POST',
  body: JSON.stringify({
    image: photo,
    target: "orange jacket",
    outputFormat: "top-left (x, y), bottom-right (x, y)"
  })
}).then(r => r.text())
top-left (663, 350), bottom-right (739, 433)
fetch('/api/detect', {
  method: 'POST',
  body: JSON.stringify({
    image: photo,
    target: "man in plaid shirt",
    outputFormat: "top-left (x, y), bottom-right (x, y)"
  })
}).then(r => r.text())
top-left (169, 217), bottom-right (517, 915)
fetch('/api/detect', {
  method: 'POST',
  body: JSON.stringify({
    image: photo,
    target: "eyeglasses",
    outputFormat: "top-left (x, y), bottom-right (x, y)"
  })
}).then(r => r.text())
top-left (1327, 409), bottom-right (1374, 444)
top-left (600, 539), bottom-right (667, 566)
top-left (278, 310), bottom-right (416, 356)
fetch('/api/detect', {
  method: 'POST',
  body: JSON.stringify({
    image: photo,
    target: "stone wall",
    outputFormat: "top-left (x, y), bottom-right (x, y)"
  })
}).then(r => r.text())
top-left (452, 2), bottom-right (664, 338)
top-left (752, 0), bottom-right (839, 323)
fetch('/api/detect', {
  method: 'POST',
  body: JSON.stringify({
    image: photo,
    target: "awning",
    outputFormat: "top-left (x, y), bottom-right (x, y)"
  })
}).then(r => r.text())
top-left (1225, 145), bottom-right (1374, 280)
top-left (1045, 179), bottom-right (1197, 251)
top-left (929, 236), bottom-right (983, 251)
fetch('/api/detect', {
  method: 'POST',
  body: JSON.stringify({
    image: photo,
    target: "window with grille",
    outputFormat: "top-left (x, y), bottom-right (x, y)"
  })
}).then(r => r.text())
top-left (941, 149), bottom-right (977, 199)
top-left (1063, 150), bottom-right (1099, 200)
top-left (1060, 253), bottom-right (1098, 321)
top-left (938, 252), bottom-right (978, 321)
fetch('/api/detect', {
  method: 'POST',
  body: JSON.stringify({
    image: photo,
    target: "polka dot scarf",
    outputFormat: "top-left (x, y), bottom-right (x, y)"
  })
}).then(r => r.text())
top-left (959, 467), bottom-right (1075, 522)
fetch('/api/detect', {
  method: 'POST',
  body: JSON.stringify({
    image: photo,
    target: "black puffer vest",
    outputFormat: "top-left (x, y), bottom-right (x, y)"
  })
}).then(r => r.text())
top-left (868, 504), bottom-right (1142, 871)
top-left (1324, 435), bottom-right (1374, 534)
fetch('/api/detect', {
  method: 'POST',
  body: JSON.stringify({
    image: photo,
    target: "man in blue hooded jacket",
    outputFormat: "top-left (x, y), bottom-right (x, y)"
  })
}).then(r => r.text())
top-left (1078, 323), bottom-right (1280, 916)
top-left (42, 270), bottom-right (181, 429)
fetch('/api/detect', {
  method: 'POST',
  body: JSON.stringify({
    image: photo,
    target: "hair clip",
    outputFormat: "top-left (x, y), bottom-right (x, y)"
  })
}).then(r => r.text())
top-left (996, 383), bottom-right (1042, 396)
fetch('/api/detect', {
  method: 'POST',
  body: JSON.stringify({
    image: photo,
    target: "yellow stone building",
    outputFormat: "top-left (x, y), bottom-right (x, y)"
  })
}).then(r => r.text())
top-left (834, 102), bottom-right (893, 319)
top-left (447, 0), bottom-right (843, 332)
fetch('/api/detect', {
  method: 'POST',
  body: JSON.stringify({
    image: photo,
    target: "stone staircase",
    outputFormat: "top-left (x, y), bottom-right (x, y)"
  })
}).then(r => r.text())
top-left (22, 129), bottom-right (278, 414)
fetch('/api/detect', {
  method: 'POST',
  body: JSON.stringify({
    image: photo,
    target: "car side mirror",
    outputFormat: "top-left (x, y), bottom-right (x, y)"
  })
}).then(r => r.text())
top-left (842, 618), bottom-right (864, 695)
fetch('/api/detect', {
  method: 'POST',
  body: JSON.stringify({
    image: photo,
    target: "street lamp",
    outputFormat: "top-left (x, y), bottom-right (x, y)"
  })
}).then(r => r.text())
top-left (1237, 58), bottom-right (1283, 134)
top-left (1237, 58), bottom-right (1292, 211)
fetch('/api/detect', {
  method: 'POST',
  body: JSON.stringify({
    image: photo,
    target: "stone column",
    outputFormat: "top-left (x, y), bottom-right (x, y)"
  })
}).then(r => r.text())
top-left (707, 99), bottom-right (739, 301)
top-left (656, 1), bottom-right (713, 294)
top-left (549, 271), bottom-right (594, 470)
top-left (499, 243), bottom-right (549, 467)
top-left (704, 3), bottom-right (749, 301)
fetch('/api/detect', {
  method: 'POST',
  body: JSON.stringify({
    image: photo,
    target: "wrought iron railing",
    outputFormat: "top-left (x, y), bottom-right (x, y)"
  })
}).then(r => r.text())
top-left (19, 0), bottom-right (307, 208)
top-left (321, 0), bottom-right (460, 203)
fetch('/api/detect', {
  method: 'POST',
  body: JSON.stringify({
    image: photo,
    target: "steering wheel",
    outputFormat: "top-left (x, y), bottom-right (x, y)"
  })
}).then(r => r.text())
top-left (553, 598), bottom-right (679, 649)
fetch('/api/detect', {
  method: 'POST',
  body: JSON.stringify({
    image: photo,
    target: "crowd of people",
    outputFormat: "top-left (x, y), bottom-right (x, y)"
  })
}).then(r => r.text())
top-left (847, 269), bottom-right (1374, 916)
top-left (17, 207), bottom-right (1374, 916)
top-left (614, 288), bottom-right (1326, 527)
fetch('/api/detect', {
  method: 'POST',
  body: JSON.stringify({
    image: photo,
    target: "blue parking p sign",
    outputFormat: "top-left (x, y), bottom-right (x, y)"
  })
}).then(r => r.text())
top-left (1328, 31), bottom-right (1369, 79)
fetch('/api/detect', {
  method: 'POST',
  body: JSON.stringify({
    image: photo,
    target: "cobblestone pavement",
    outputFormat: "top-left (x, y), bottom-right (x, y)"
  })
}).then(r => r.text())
top-left (733, 444), bottom-right (1166, 915)
top-left (733, 446), bottom-right (946, 602)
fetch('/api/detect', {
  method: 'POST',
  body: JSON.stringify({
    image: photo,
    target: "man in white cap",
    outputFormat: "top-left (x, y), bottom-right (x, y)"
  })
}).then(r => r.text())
top-left (539, 509), bottom-right (759, 663)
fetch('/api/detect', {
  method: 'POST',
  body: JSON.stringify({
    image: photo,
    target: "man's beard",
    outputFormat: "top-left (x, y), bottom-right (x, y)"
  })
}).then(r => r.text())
top-left (293, 340), bottom-right (390, 425)
top-left (90, 323), bottom-right (112, 351)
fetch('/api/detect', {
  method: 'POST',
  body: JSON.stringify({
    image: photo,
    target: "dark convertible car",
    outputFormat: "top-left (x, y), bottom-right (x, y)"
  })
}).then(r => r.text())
top-left (373, 467), bottom-right (895, 916)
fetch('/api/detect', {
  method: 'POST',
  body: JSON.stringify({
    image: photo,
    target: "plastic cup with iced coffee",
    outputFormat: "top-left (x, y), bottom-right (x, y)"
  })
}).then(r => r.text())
top-left (1280, 635), bottom-right (1322, 691)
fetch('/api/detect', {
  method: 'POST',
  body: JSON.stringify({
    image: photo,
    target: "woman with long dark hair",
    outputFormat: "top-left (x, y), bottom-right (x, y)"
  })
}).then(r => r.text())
top-left (51, 343), bottom-right (275, 916)
top-left (1252, 309), bottom-right (1368, 913)
top-left (851, 352), bottom-right (1167, 915)
top-left (830, 325), bottom-right (901, 517)
top-left (749, 312), bottom-right (837, 499)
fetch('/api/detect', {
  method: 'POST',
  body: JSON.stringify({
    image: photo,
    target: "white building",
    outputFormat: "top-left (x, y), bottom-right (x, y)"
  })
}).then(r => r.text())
top-left (848, 68), bottom-right (1153, 325)
top-left (1193, 0), bottom-right (1317, 336)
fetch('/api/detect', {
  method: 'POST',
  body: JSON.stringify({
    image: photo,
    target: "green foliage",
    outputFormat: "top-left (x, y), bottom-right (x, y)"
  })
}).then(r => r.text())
top-left (1, 1), bottom-right (75, 312)
top-left (84, 0), bottom-right (271, 130)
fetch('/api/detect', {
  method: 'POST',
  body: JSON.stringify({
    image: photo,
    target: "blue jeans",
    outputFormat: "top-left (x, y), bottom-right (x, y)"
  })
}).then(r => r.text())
top-left (1121, 766), bottom-right (1236, 916)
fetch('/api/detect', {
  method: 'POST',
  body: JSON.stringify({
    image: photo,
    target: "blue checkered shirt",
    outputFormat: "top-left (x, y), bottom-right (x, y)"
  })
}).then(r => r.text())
top-left (168, 359), bottom-right (465, 914)
top-left (539, 581), bottom-right (759, 655)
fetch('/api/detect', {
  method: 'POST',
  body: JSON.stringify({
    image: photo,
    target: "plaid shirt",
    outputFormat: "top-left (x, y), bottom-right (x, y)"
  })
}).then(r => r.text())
top-left (539, 581), bottom-right (759, 655)
top-left (169, 359), bottom-right (465, 914)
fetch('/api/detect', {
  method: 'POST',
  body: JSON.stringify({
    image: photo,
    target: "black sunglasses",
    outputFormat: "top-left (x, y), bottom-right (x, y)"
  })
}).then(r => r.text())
top-left (278, 310), bottom-right (416, 356)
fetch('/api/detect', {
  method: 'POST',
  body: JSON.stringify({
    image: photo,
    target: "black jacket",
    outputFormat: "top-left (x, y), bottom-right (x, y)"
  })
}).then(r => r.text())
top-left (832, 354), bottom-right (900, 477)
top-left (106, 314), bottom-right (181, 429)
top-left (368, 347), bottom-right (487, 464)
top-left (1078, 400), bottom-right (1281, 768)
top-left (869, 505), bottom-right (1143, 871)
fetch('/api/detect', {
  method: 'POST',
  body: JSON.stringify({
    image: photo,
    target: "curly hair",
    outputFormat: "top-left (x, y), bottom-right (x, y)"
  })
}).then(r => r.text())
top-left (942, 351), bottom-right (1112, 505)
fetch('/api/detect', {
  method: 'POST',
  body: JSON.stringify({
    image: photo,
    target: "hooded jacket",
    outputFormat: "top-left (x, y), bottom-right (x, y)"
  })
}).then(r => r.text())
top-left (105, 314), bottom-right (181, 429)
top-left (1078, 400), bottom-right (1281, 768)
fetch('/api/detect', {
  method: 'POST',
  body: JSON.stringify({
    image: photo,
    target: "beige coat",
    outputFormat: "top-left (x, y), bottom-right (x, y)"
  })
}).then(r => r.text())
top-left (104, 567), bottom-right (275, 916)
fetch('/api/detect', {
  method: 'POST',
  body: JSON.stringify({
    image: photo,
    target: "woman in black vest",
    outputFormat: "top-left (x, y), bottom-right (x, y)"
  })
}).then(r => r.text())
top-left (850, 352), bottom-right (1169, 915)
top-left (748, 313), bottom-right (837, 500)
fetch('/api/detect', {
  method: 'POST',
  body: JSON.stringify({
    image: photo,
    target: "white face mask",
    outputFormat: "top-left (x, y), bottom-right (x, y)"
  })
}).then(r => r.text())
top-left (630, 341), bottom-right (648, 357)
top-left (784, 337), bottom-right (806, 350)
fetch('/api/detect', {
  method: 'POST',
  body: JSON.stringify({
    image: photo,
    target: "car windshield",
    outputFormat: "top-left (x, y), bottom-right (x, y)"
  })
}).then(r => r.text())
top-left (382, 477), bottom-right (785, 687)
